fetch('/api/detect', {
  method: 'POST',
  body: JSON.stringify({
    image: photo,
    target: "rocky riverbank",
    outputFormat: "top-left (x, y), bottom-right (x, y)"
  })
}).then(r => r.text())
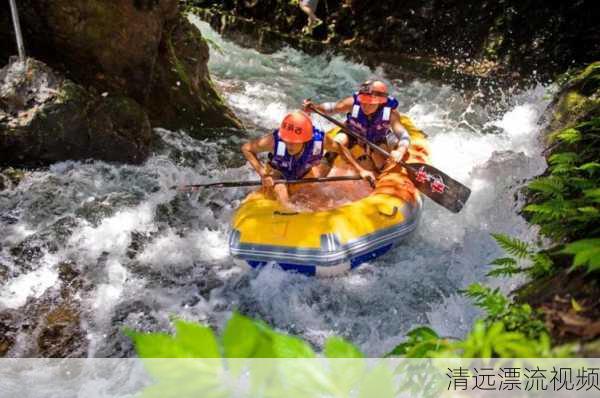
top-left (515, 62), bottom-right (600, 354)
top-left (187, 0), bottom-right (599, 87)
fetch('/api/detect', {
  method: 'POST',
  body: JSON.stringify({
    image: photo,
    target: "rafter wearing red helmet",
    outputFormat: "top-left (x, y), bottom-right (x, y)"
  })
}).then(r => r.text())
top-left (304, 80), bottom-right (412, 173)
top-left (241, 111), bottom-right (372, 209)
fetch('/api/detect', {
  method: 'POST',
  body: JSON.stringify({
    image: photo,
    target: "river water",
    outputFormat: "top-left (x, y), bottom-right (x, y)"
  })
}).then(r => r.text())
top-left (0, 17), bottom-right (552, 357)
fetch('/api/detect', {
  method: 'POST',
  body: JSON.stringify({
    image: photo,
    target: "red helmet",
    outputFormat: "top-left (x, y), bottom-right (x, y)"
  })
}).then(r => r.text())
top-left (279, 111), bottom-right (313, 143)
top-left (357, 80), bottom-right (389, 105)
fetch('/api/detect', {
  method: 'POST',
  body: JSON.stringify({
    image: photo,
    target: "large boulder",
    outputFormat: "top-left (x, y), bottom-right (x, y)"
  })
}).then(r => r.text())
top-left (0, 58), bottom-right (152, 166)
top-left (1, 0), bottom-right (240, 137)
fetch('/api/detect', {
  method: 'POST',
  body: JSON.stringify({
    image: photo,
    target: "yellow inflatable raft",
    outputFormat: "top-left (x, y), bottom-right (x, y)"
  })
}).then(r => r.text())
top-left (229, 116), bottom-right (430, 276)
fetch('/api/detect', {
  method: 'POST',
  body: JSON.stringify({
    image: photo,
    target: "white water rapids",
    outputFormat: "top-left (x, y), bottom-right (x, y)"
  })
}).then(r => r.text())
top-left (0, 17), bottom-right (553, 357)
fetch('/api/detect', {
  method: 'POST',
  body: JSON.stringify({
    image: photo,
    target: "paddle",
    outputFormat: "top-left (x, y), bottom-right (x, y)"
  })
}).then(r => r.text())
top-left (172, 175), bottom-right (363, 192)
top-left (308, 105), bottom-right (471, 213)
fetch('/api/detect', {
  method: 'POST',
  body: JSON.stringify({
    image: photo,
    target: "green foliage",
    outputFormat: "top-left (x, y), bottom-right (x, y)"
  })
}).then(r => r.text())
top-left (490, 233), bottom-right (531, 258)
top-left (128, 313), bottom-right (416, 397)
top-left (560, 238), bottom-right (600, 273)
top-left (386, 319), bottom-right (559, 358)
top-left (385, 327), bottom-right (450, 358)
top-left (126, 320), bottom-right (220, 358)
top-left (461, 283), bottom-right (547, 340)
top-left (487, 234), bottom-right (554, 279)
top-left (526, 118), bottom-right (600, 241)
top-left (462, 283), bottom-right (508, 317)
top-left (386, 284), bottom-right (548, 358)
top-left (451, 320), bottom-right (551, 358)
top-left (486, 257), bottom-right (521, 277)
top-left (324, 336), bottom-right (364, 358)
top-left (129, 312), bottom-right (321, 360)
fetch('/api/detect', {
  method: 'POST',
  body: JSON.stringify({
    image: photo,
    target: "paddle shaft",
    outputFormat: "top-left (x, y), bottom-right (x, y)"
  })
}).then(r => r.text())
top-left (173, 175), bottom-right (362, 190)
top-left (309, 106), bottom-right (407, 164)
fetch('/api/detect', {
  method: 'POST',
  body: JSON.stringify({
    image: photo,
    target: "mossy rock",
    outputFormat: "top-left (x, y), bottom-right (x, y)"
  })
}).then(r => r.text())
top-left (0, 167), bottom-right (25, 190)
top-left (545, 62), bottom-right (600, 135)
top-left (146, 17), bottom-right (242, 136)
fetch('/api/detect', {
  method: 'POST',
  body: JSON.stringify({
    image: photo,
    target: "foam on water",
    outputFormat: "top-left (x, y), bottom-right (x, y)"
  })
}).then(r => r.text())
top-left (0, 19), bottom-right (553, 357)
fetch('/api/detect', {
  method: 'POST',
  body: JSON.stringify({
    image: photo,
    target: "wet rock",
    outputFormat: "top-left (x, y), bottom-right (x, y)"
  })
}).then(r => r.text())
top-left (543, 62), bottom-right (600, 135)
top-left (0, 312), bottom-right (16, 357)
top-left (75, 192), bottom-right (141, 227)
top-left (0, 58), bottom-right (153, 166)
top-left (0, 262), bottom-right (8, 283)
top-left (37, 303), bottom-right (85, 358)
top-left (8, 216), bottom-right (78, 276)
top-left (94, 300), bottom-right (164, 357)
top-left (0, 261), bottom-right (89, 357)
top-left (57, 261), bottom-right (84, 295)
top-left (126, 230), bottom-right (158, 260)
top-left (1, 0), bottom-right (241, 135)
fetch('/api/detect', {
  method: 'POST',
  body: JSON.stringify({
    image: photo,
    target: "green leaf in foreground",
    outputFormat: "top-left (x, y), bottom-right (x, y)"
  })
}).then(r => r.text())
top-left (385, 326), bottom-right (449, 358)
top-left (324, 336), bottom-right (364, 358)
top-left (561, 238), bottom-right (600, 273)
top-left (126, 320), bottom-right (219, 358)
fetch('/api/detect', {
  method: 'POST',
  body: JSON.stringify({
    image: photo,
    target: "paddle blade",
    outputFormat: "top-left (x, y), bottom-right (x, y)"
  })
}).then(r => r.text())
top-left (404, 162), bottom-right (471, 213)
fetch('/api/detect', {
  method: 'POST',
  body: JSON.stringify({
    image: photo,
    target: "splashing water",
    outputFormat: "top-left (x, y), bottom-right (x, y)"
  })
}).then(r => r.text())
top-left (0, 17), bottom-right (553, 358)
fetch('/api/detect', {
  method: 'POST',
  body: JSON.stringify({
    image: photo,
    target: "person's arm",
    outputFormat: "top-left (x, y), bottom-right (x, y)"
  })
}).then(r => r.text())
top-left (273, 183), bottom-right (293, 209)
top-left (303, 97), bottom-right (354, 115)
top-left (388, 110), bottom-right (411, 163)
top-left (241, 134), bottom-right (275, 187)
top-left (324, 135), bottom-right (376, 184)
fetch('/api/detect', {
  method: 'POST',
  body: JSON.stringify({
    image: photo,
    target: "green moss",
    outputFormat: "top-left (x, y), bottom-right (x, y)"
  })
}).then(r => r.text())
top-left (549, 62), bottom-right (600, 133)
top-left (2, 167), bottom-right (25, 186)
top-left (166, 36), bottom-right (193, 89)
top-left (56, 81), bottom-right (89, 104)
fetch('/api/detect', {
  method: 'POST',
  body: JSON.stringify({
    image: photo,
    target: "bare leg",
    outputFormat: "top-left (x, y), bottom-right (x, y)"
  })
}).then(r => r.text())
top-left (299, 3), bottom-right (319, 25)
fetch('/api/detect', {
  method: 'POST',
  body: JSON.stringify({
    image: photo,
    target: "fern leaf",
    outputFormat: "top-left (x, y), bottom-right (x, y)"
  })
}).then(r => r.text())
top-left (489, 257), bottom-right (518, 266)
top-left (487, 257), bottom-right (522, 277)
top-left (577, 206), bottom-right (599, 215)
top-left (548, 152), bottom-right (578, 166)
top-left (554, 128), bottom-right (582, 144)
top-left (569, 177), bottom-right (597, 191)
top-left (527, 177), bottom-right (564, 196)
top-left (487, 265), bottom-right (523, 277)
top-left (462, 283), bottom-right (508, 317)
top-left (578, 162), bottom-right (600, 174)
top-left (549, 164), bottom-right (574, 175)
top-left (575, 117), bottom-right (600, 131)
top-left (491, 234), bottom-right (531, 258)
top-left (584, 188), bottom-right (600, 203)
top-left (524, 199), bottom-right (576, 221)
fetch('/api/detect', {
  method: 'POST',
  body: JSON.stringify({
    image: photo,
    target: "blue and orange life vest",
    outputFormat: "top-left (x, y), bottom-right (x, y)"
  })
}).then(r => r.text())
top-left (269, 127), bottom-right (324, 180)
top-left (346, 93), bottom-right (399, 144)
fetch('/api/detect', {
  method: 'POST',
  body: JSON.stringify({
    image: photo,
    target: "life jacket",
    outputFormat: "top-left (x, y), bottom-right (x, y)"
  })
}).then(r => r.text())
top-left (346, 93), bottom-right (399, 144)
top-left (268, 127), bottom-right (324, 180)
